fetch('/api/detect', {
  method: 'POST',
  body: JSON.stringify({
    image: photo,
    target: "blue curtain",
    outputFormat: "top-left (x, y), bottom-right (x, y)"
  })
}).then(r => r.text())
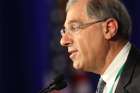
top-left (123, 0), bottom-right (140, 47)
top-left (0, 0), bottom-right (54, 93)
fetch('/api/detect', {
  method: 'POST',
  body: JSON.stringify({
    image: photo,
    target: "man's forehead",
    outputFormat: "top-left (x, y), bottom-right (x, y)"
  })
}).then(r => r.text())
top-left (65, 12), bottom-right (85, 27)
top-left (66, 0), bottom-right (90, 13)
top-left (65, 0), bottom-right (89, 26)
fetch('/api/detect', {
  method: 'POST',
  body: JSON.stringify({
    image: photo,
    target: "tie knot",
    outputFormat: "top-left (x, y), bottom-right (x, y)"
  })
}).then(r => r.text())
top-left (96, 78), bottom-right (106, 93)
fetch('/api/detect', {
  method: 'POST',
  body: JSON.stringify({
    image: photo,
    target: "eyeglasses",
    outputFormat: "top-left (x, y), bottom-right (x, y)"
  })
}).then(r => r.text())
top-left (60, 19), bottom-right (107, 36)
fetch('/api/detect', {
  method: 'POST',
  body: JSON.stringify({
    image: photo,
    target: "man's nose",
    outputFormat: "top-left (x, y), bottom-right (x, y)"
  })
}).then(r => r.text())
top-left (60, 33), bottom-right (73, 47)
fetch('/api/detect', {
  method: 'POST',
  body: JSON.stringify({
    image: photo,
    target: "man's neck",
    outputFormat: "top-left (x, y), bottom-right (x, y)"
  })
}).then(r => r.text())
top-left (100, 39), bottom-right (128, 75)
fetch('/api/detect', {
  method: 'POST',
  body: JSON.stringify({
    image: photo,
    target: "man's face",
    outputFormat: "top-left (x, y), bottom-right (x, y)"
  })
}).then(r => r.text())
top-left (60, 1), bottom-right (108, 73)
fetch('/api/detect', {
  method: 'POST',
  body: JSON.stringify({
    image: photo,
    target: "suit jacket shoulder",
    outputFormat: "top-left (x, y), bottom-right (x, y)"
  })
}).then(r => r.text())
top-left (115, 45), bottom-right (140, 93)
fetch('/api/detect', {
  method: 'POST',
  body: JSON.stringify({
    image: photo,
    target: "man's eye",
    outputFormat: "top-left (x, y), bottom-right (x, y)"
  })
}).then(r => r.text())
top-left (70, 24), bottom-right (80, 31)
top-left (70, 26), bottom-right (76, 31)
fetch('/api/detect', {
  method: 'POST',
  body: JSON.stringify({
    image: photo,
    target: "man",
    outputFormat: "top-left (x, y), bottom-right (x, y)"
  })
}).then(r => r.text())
top-left (60, 0), bottom-right (140, 93)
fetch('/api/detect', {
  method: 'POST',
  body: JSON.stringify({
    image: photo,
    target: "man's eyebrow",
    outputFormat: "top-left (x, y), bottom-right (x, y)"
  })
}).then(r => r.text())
top-left (64, 20), bottom-right (82, 28)
top-left (67, 20), bottom-right (82, 25)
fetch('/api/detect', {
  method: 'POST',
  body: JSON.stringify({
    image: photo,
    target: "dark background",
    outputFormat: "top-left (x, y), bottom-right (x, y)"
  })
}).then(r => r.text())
top-left (0, 0), bottom-right (140, 93)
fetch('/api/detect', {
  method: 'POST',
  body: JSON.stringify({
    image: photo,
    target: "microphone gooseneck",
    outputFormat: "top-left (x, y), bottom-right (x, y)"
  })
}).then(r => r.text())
top-left (39, 74), bottom-right (67, 93)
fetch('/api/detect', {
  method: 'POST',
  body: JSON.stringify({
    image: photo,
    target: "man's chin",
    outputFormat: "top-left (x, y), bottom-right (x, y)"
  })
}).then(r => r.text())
top-left (73, 62), bottom-right (84, 71)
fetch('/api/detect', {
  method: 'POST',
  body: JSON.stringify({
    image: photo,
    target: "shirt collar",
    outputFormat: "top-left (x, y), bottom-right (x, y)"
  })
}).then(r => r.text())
top-left (101, 42), bottom-right (131, 85)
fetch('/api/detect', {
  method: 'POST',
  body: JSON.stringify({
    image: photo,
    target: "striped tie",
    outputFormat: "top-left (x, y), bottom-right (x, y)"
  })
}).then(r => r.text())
top-left (96, 78), bottom-right (106, 93)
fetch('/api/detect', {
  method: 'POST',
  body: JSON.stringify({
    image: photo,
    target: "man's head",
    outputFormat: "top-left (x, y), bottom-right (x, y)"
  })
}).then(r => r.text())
top-left (60, 0), bottom-right (132, 74)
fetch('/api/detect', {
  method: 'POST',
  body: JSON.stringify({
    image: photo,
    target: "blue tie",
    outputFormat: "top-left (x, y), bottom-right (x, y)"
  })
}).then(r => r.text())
top-left (96, 78), bottom-right (106, 93)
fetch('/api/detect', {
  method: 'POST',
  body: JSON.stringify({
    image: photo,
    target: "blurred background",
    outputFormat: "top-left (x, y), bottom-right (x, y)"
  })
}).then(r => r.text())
top-left (0, 0), bottom-right (140, 93)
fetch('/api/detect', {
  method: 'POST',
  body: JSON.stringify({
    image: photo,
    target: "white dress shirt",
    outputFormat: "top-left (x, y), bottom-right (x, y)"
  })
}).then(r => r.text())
top-left (101, 42), bottom-right (131, 93)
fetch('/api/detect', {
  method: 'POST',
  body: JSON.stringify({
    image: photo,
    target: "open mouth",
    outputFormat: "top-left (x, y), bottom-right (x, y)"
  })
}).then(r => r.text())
top-left (70, 52), bottom-right (77, 59)
top-left (68, 50), bottom-right (78, 59)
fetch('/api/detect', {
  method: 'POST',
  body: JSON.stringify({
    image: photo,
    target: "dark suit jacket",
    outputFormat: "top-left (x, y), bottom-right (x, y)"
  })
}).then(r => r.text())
top-left (115, 45), bottom-right (140, 93)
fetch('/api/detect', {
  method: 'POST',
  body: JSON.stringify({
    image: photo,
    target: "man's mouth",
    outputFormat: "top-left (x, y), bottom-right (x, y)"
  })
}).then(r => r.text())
top-left (68, 50), bottom-right (78, 59)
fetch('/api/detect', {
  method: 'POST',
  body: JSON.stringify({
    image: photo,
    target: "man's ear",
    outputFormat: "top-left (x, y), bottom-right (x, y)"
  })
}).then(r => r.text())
top-left (102, 18), bottom-right (118, 40)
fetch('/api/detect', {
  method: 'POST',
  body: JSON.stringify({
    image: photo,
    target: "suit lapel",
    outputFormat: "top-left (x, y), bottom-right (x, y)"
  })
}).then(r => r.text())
top-left (115, 46), bottom-right (137, 93)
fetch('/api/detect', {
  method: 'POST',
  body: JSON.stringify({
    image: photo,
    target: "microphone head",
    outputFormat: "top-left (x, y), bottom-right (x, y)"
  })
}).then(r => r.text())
top-left (39, 74), bottom-right (68, 93)
top-left (53, 74), bottom-right (65, 84)
top-left (53, 80), bottom-right (67, 90)
top-left (52, 74), bottom-right (67, 90)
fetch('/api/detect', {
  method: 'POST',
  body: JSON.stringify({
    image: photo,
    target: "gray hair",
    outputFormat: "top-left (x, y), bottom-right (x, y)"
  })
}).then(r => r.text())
top-left (66, 0), bottom-right (132, 39)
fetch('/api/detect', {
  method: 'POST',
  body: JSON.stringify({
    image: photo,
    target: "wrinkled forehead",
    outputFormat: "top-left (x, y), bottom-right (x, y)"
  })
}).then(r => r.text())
top-left (64, 0), bottom-right (91, 27)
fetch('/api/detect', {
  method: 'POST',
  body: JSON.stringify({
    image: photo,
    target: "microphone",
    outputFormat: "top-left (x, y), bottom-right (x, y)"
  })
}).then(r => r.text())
top-left (39, 74), bottom-right (67, 93)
